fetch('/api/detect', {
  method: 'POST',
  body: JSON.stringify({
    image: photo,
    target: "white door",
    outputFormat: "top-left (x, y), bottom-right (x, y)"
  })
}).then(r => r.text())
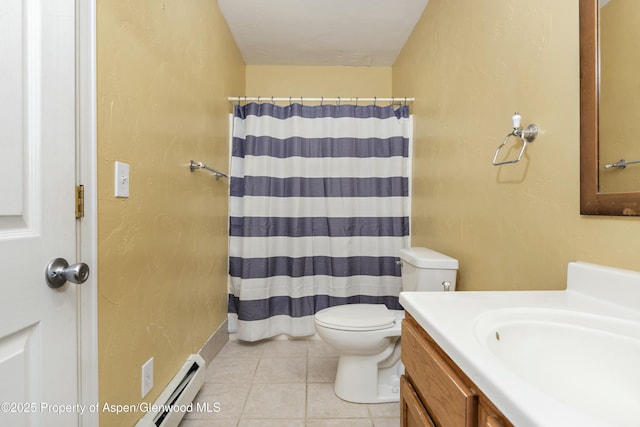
top-left (0, 0), bottom-right (82, 426)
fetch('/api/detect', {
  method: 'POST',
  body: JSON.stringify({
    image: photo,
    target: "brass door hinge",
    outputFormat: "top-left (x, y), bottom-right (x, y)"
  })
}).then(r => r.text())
top-left (75, 185), bottom-right (85, 219)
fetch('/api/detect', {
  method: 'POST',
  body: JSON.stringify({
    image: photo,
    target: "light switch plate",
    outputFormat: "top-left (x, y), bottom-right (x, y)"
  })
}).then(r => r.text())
top-left (114, 161), bottom-right (130, 198)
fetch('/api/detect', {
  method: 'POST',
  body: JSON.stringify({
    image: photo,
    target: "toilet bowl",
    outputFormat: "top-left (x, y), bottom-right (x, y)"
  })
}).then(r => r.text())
top-left (313, 247), bottom-right (459, 404)
top-left (315, 304), bottom-right (404, 403)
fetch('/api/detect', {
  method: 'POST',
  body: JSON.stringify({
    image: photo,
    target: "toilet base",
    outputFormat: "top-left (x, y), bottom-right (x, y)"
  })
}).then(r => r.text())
top-left (333, 338), bottom-right (404, 403)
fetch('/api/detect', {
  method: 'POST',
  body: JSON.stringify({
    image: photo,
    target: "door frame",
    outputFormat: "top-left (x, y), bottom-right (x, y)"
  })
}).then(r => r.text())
top-left (77, 1), bottom-right (98, 425)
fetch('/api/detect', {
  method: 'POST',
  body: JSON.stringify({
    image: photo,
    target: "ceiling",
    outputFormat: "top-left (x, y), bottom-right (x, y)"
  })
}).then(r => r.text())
top-left (217, 0), bottom-right (429, 67)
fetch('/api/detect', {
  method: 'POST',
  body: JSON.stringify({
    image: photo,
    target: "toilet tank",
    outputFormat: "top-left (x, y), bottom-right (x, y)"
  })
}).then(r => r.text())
top-left (399, 247), bottom-right (459, 291)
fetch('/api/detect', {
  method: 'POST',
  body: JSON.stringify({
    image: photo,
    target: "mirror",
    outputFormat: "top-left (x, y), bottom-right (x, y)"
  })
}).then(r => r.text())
top-left (580, 0), bottom-right (640, 215)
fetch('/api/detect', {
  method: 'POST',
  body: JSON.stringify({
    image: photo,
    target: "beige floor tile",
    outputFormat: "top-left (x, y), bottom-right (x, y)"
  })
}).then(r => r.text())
top-left (306, 383), bottom-right (369, 419)
top-left (238, 419), bottom-right (306, 426)
top-left (253, 357), bottom-right (307, 383)
top-left (183, 382), bottom-right (250, 421)
top-left (367, 402), bottom-right (400, 418)
top-left (308, 339), bottom-right (340, 357)
top-left (217, 339), bottom-right (267, 358)
top-left (261, 339), bottom-right (309, 357)
top-left (183, 338), bottom-right (401, 426)
top-left (179, 419), bottom-right (238, 427)
top-left (204, 357), bottom-right (259, 384)
top-left (242, 383), bottom-right (307, 419)
top-left (372, 417), bottom-right (401, 427)
top-left (306, 419), bottom-right (373, 426)
top-left (307, 357), bottom-right (338, 383)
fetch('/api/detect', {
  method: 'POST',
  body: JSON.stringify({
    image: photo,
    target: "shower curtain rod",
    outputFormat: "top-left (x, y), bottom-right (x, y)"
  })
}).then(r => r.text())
top-left (228, 97), bottom-right (414, 104)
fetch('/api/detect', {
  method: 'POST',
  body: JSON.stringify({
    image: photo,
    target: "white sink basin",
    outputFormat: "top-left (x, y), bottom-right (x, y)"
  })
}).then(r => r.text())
top-left (474, 308), bottom-right (640, 427)
top-left (399, 261), bottom-right (640, 427)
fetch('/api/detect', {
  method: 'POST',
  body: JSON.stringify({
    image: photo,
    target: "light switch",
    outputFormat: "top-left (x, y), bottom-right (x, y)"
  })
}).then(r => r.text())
top-left (114, 161), bottom-right (130, 198)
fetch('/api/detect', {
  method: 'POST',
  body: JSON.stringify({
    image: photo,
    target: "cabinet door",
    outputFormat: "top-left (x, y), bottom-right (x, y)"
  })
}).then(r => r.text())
top-left (401, 375), bottom-right (436, 427)
top-left (402, 319), bottom-right (477, 427)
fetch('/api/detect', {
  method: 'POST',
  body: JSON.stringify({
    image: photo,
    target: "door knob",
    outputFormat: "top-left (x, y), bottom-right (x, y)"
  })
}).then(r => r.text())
top-left (45, 258), bottom-right (90, 288)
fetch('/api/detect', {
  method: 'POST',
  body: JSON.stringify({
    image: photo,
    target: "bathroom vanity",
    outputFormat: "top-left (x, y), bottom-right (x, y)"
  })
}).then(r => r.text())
top-left (400, 313), bottom-right (511, 427)
top-left (399, 261), bottom-right (640, 427)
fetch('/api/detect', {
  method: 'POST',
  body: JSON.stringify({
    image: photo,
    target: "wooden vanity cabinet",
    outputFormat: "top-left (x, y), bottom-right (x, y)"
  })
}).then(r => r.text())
top-left (401, 314), bottom-right (513, 427)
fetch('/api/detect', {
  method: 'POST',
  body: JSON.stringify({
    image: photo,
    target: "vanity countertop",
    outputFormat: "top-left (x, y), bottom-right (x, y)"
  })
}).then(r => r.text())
top-left (399, 261), bottom-right (640, 427)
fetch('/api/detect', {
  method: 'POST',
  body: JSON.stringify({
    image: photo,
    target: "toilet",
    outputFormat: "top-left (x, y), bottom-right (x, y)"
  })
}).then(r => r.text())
top-left (313, 247), bottom-right (459, 403)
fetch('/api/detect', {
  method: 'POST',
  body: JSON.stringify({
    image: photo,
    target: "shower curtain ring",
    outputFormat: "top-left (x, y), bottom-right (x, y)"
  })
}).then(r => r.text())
top-left (374, 97), bottom-right (377, 106)
top-left (337, 97), bottom-right (341, 106)
top-left (321, 97), bottom-right (324, 106)
top-left (271, 96), bottom-right (274, 105)
top-left (355, 97), bottom-right (359, 107)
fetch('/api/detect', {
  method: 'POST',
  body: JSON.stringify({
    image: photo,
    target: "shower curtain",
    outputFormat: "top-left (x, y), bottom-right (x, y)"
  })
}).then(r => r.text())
top-left (228, 101), bottom-right (411, 341)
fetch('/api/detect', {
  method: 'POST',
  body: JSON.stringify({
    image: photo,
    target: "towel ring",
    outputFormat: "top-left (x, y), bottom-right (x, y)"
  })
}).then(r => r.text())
top-left (492, 112), bottom-right (539, 166)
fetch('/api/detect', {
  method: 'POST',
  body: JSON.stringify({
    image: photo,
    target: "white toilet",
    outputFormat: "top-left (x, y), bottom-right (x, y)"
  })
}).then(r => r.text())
top-left (313, 247), bottom-right (459, 403)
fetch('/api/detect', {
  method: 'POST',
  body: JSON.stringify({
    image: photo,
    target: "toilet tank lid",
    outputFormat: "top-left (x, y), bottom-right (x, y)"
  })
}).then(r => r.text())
top-left (399, 247), bottom-right (459, 269)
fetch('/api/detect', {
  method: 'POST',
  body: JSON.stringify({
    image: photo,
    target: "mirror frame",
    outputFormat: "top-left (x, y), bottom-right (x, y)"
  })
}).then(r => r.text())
top-left (580, 0), bottom-right (640, 215)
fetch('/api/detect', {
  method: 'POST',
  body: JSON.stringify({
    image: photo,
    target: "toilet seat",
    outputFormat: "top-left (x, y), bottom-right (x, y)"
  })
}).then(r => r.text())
top-left (314, 304), bottom-right (395, 331)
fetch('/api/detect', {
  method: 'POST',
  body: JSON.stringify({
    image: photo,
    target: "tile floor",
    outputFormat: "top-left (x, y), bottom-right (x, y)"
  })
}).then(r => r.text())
top-left (179, 337), bottom-right (400, 427)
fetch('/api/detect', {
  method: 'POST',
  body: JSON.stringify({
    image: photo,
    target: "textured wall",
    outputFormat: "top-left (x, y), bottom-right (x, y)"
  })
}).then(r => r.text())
top-left (96, 1), bottom-right (244, 425)
top-left (246, 65), bottom-right (392, 98)
top-left (393, 0), bottom-right (640, 291)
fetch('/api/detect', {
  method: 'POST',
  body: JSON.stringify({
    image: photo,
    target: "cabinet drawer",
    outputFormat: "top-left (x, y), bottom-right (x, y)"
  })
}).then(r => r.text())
top-left (402, 319), bottom-right (477, 427)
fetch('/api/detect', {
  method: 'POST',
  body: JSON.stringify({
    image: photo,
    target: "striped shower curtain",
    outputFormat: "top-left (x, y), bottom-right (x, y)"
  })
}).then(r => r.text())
top-left (228, 102), bottom-right (411, 341)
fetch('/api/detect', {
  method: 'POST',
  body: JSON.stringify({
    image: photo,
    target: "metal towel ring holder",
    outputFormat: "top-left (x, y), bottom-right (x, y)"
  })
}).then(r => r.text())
top-left (492, 112), bottom-right (539, 166)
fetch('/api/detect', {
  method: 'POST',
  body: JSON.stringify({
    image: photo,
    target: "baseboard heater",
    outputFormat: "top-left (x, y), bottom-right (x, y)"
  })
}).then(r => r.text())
top-left (135, 354), bottom-right (206, 427)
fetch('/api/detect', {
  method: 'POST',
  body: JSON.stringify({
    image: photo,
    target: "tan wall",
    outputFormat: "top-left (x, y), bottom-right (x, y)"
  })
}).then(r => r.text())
top-left (96, 1), bottom-right (244, 425)
top-left (599, 0), bottom-right (640, 192)
top-left (393, 0), bottom-right (640, 291)
top-left (246, 65), bottom-right (391, 98)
